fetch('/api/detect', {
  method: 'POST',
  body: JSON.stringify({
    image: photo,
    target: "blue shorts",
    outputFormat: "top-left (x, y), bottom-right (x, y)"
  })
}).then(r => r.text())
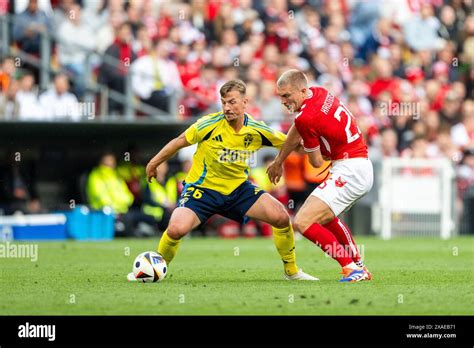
top-left (177, 180), bottom-right (265, 224)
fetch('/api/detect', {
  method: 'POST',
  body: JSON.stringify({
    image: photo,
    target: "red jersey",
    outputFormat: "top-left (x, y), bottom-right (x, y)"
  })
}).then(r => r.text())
top-left (294, 87), bottom-right (368, 160)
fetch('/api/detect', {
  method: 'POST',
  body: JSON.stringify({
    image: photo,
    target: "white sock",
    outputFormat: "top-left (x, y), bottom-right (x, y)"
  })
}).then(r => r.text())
top-left (344, 262), bottom-right (358, 270)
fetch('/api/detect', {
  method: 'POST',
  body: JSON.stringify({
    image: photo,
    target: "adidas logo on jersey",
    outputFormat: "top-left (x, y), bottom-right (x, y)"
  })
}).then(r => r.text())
top-left (212, 135), bottom-right (223, 142)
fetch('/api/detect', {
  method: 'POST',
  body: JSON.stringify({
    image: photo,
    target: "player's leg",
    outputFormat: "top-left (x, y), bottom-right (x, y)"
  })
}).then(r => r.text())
top-left (157, 207), bottom-right (201, 264)
top-left (293, 195), bottom-right (358, 270)
top-left (323, 216), bottom-right (362, 266)
top-left (322, 215), bottom-right (373, 279)
top-left (318, 159), bottom-right (374, 279)
top-left (295, 159), bottom-right (373, 282)
top-left (157, 184), bottom-right (217, 265)
top-left (245, 193), bottom-right (318, 280)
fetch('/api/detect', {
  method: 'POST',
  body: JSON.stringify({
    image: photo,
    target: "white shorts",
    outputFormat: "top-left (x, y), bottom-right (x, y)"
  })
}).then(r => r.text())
top-left (310, 158), bottom-right (374, 216)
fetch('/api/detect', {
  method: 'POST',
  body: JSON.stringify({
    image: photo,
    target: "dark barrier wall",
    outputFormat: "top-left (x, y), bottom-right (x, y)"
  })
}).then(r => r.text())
top-left (0, 121), bottom-right (191, 209)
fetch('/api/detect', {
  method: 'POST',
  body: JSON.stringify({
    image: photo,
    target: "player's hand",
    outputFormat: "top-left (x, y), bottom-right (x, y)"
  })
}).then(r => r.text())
top-left (266, 160), bottom-right (283, 185)
top-left (146, 162), bottom-right (158, 183)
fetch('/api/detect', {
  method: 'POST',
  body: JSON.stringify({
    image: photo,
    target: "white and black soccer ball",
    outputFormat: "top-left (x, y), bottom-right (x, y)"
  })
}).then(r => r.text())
top-left (132, 251), bottom-right (167, 283)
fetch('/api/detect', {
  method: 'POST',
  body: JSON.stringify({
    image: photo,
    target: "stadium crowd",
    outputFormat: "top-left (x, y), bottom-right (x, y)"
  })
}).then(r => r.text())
top-left (0, 0), bottom-right (473, 235)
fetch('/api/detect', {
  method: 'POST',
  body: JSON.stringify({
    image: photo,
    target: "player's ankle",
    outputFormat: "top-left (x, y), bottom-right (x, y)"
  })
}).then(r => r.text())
top-left (343, 262), bottom-right (358, 270)
top-left (284, 262), bottom-right (299, 276)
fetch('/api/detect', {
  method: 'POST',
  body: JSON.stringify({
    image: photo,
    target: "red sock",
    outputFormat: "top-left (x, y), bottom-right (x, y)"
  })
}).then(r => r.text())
top-left (323, 217), bottom-right (361, 263)
top-left (302, 224), bottom-right (353, 267)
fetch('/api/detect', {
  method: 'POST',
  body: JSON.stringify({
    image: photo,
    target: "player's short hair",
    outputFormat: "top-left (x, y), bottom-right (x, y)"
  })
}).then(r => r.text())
top-left (277, 69), bottom-right (309, 89)
top-left (220, 79), bottom-right (246, 97)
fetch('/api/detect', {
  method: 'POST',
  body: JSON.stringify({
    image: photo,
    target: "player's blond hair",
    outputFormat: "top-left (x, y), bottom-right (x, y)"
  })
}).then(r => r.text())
top-left (277, 69), bottom-right (308, 89)
top-left (220, 79), bottom-right (246, 97)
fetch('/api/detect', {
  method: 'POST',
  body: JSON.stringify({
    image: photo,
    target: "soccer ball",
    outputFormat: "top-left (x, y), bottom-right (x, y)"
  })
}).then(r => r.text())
top-left (132, 251), bottom-right (167, 282)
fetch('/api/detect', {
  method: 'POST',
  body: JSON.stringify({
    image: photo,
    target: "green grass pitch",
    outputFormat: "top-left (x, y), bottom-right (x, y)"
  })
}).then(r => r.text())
top-left (1, 236), bottom-right (473, 315)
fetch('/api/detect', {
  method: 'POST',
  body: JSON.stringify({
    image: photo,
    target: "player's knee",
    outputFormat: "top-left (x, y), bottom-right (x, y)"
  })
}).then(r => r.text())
top-left (293, 216), bottom-right (310, 234)
top-left (317, 214), bottom-right (334, 225)
top-left (312, 208), bottom-right (334, 225)
top-left (273, 215), bottom-right (290, 228)
top-left (166, 222), bottom-right (188, 240)
top-left (272, 210), bottom-right (290, 229)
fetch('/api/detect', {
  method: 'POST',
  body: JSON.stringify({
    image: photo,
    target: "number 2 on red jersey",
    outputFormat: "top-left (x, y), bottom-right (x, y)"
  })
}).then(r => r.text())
top-left (333, 104), bottom-right (362, 144)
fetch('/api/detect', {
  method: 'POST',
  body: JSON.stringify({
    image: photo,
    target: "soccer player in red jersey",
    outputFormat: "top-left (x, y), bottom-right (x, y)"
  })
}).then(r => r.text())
top-left (267, 69), bottom-right (373, 282)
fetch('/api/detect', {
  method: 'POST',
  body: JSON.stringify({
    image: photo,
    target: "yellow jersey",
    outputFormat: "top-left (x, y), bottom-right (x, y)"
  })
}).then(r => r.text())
top-left (184, 112), bottom-right (286, 195)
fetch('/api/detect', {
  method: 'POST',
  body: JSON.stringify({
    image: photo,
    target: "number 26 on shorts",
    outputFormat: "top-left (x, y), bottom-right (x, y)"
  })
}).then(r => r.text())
top-left (184, 186), bottom-right (204, 199)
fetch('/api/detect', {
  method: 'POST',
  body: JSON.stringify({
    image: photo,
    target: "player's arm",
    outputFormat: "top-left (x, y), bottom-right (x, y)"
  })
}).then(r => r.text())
top-left (275, 124), bottom-right (301, 163)
top-left (146, 132), bottom-right (191, 182)
top-left (266, 124), bottom-right (301, 184)
top-left (306, 147), bottom-right (325, 168)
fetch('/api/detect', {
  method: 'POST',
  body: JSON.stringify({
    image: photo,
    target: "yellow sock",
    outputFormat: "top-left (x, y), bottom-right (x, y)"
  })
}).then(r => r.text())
top-left (272, 224), bottom-right (298, 276)
top-left (157, 230), bottom-right (181, 264)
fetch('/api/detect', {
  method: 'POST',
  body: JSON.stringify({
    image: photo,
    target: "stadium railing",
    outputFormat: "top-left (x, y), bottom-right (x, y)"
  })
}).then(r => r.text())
top-left (0, 13), bottom-right (179, 120)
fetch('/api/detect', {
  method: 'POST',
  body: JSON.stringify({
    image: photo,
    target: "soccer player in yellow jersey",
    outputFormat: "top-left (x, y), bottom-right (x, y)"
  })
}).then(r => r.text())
top-left (127, 80), bottom-right (318, 281)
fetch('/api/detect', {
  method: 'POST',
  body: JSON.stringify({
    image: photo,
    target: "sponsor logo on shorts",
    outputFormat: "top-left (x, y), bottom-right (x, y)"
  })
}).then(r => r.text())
top-left (335, 176), bottom-right (347, 188)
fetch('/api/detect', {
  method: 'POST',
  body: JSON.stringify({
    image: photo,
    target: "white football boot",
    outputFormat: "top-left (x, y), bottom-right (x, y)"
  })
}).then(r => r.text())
top-left (127, 272), bottom-right (137, 282)
top-left (284, 269), bottom-right (319, 281)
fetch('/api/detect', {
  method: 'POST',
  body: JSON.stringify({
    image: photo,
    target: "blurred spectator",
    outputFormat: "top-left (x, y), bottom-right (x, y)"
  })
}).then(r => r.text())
top-left (16, 71), bottom-right (43, 120)
top-left (182, 63), bottom-right (218, 117)
top-left (0, 79), bottom-right (20, 119)
top-left (404, 4), bottom-right (444, 52)
top-left (282, 151), bottom-right (307, 213)
top-left (174, 2), bottom-right (205, 45)
top-left (132, 24), bottom-right (153, 57)
top-left (116, 145), bottom-right (146, 208)
top-left (98, 21), bottom-right (136, 114)
top-left (461, 15), bottom-right (474, 65)
top-left (211, 2), bottom-right (234, 42)
top-left (0, 56), bottom-right (18, 93)
top-left (427, 127), bottom-right (461, 160)
top-left (458, 148), bottom-right (474, 197)
top-left (0, 151), bottom-right (43, 215)
top-left (437, 5), bottom-right (460, 41)
top-left (141, 0), bottom-right (159, 41)
top-left (451, 100), bottom-right (474, 151)
top-left (369, 56), bottom-right (399, 101)
top-left (52, 0), bottom-right (76, 30)
top-left (142, 161), bottom-right (177, 232)
top-left (96, 9), bottom-right (125, 54)
top-left (370, 127), bottom-right (399, 161)
top-left (439, 89), bottom-right (462, 127)
top-left (357, 18), bottom-right (396, 63)
top-left (251, 154), bottom-right (287, 202)
top-left (348, 0), bottom-right (380, 49)
top-left (56, 3), bottom-right (95, 99)
top-left (13, 0), bottom-right (52, 55)
top-left (39, 73), bottom-right (80, 120)
top-left (130, 39), bottom-right (182, 113)
top-left (14, 0), bottom-right (52, 14)
top-left (245, 81), bottom-right (261, 117)
top-left (402, 136), bottom-right (429, 159)
top-left (176, 44), bottom-right (201, 87)
top-left (257, 79), bottom-right (285, 122)
top-left (86, 151), bottom-right (156, 237)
